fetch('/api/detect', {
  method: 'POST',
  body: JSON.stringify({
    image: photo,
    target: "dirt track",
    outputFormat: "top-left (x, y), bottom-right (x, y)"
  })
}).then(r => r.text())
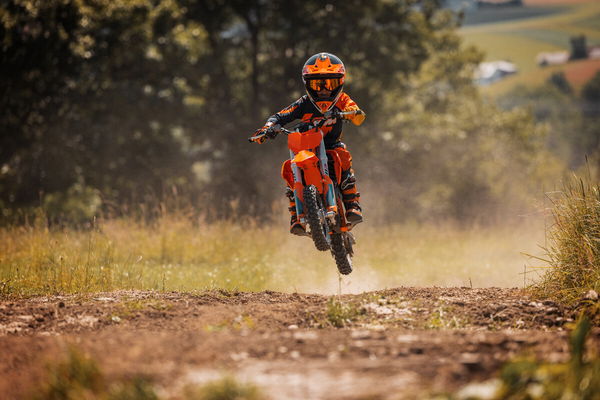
top-left (0, 287), bottom-right (595, 399)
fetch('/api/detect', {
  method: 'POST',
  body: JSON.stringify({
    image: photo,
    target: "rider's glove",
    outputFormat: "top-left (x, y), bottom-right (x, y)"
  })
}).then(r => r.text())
top-left (250, 127), bottom-right (268, 144)
top-left (323, 108), bottom-right (341, 126)
top-left (265, 125), bottom-right (279, 139)
top-left (250, 123), bottom-right (279, 144)
top-left (323, 108), bottom-right (341, 120)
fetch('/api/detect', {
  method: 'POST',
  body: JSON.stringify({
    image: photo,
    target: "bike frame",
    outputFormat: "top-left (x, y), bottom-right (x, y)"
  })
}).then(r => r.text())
top-left (285, 123), bottom-right (349, 232)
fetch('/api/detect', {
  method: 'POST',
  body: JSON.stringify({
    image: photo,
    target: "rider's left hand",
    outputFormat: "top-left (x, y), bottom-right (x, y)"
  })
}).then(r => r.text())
top-left (323, 108), bottom-right (341, 120)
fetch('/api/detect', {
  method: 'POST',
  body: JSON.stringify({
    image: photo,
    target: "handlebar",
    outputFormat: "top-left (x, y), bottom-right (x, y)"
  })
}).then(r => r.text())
top-left (248, 109), bottom-right (364, 142)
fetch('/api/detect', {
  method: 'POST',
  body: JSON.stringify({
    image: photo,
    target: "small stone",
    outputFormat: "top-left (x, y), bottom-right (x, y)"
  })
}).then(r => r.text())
top-left (293, 331), bottom-right (318, 341)
top-left (351, 330), bottom-right (371, 340)
top-left (230, 351), bottom-right (249, 361)
top-left (456, 379), bottom-right (501, 400)
top-left (287, 324), bottom-right (298, 330)
top-left (584, 290), bottom-right (598, 301)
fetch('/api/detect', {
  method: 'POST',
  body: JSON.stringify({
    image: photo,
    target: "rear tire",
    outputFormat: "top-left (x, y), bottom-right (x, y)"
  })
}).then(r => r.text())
top-left (303, 185), bottom-right (331, 251)
top-left (331, 233), bottom-right (353, 275)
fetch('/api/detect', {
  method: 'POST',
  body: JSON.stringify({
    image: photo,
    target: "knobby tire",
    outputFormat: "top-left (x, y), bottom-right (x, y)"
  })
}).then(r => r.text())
top-left (331, 233), bottom-right (353, 275)
top-left (303, 185), bottom-right (330, 251)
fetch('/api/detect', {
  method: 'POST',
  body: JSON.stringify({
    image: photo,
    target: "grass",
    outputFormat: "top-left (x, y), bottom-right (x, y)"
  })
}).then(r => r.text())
top-left (183, 377), bottom-right (263, 400)
top-left (426, 304), bottom-right (466, 329)
top-left (323, 298), bottom-right (363, 328)
top-left (33, 346), bottom-right (158, 400)
top-left (34, 346), bottom-right (263, 400)
top-left (0, 210), bottom-right (546, 298)
top-left (459, 0), bottom-right (600, 95)
top-left (531, 171), bottom-right (600, 304)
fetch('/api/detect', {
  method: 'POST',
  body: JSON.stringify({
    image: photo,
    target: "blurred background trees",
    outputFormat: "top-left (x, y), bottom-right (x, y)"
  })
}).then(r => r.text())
top-left (1, 0), bottom-right (596, 224)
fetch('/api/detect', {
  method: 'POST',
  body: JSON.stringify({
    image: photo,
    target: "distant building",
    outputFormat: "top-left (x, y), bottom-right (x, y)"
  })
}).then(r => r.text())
top-left (442, 0), bottom-right (477, 12)
top-left (477, 0), bottom-right (523, 8)
top-left (444, 0), bottom-right (522, 11)
top-left (589, 46), bottom-right (600, 60)
top-left (475, 61), bottom-right (518, 85)
top-left (537, 51), bottom-right (569, 66)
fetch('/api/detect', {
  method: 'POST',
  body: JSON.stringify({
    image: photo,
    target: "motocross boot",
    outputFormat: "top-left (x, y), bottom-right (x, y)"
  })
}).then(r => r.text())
top-left (345, 202), bottom-right (363, 224)
top-left (286, 187), bottom-right (307, 236)
top-left (341, 169), bottom-right (363, 225)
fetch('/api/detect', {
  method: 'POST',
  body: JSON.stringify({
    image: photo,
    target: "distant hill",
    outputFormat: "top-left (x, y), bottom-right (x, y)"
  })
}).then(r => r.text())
top-left (458, 0), bottom-right (600, 95)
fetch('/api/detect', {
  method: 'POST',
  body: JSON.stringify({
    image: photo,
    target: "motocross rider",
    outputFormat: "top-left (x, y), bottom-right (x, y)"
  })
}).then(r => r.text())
top-left (251, 52), bottom-right (365, 235)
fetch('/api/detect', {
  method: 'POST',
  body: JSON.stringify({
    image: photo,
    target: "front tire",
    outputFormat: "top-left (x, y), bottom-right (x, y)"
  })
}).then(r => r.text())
top-left (331, 233), bottom-right (353, 275)
top-left (303, 185), bottom-right (330, 251)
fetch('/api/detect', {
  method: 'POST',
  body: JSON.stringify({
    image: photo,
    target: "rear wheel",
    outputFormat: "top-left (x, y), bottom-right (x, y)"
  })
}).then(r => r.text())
top-left (303, 185), bottom-right (331, 251)
top-left (331, 233), bottom-right (352, 275)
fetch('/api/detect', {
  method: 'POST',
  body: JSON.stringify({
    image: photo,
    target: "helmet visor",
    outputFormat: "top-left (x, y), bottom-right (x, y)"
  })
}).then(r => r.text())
top-left (307, 78), bottom-right (343, 92)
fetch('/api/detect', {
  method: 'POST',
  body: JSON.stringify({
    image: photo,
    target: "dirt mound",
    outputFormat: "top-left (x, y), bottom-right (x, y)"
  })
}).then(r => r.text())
top-left (0, 288), bottom-right (595, 399)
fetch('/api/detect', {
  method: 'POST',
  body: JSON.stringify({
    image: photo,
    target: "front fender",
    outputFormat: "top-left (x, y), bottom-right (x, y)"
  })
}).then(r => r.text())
top-left (293, 151), bottom-right (324, 193)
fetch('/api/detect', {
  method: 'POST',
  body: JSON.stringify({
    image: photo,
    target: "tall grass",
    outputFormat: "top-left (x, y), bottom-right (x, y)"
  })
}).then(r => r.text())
top-left (33, 346), bottom-right (158, 400)
top-left (0, 209), bottom-right (545, 298)
top-left (533, 172), bottom-right (600, 303)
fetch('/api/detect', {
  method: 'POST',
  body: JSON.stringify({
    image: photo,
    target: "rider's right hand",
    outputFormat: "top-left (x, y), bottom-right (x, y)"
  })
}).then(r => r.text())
top-left (250, 124), bottom-right (279, 144)
top-left (250, 129), bottom-right (267, 144)
top-left (250, 125), bottom-right (270, 144)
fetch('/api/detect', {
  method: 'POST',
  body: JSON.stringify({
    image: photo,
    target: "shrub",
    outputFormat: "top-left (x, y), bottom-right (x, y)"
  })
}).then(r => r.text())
top-left (533, 172), bottom-right (600, 303)
top-left (33, 346), bottom-right (158, 400)
top-left (183, 377), bottom-right (263, 400)
top-left (494, 315), bottom-right (599, 400)
top-left (324, 299), bottom-right (362, 328)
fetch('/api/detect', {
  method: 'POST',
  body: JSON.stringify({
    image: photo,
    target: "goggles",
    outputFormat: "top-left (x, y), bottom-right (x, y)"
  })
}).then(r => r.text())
top-left (307, 78), bottom-right (342, 92)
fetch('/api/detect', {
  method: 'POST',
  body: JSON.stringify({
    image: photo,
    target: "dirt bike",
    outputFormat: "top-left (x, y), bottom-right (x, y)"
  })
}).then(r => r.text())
top-left (249, 110), bottom-right (363, 275)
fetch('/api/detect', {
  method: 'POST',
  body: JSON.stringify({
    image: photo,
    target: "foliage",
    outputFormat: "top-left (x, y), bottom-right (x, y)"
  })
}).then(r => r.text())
top-left (426, 304), bottom-right (464, 329)
top-left (43, 183), bottom-right (102, 225)
top-left (582, 70), bottom-right (600, 104)
top-left (492, 315), bottom-right (599, 400)
top-left (324, 298), bottom-right (362, 328)
top-left (363, 55), bottom-right (560, 221)
top-left (0, 0), bottom-right (557, 223)
top-left (444, 315), bottom-right (599, 400)
top-left (0, 0), bottom-right (456, 217)
top-left (33, 346), bottom-right (158, 400)
top-left (547, 71), bottom-right (572, 95)
top-left (498, 73), bottom-right (600, 174)
top-left (533, 171), bottom-right (600, 304)
top-left (183, 377), bottom-right (263, 400)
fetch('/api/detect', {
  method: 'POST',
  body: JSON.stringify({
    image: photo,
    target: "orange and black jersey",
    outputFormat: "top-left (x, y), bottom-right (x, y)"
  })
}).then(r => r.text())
top-left (267, 93), bottom-right (364, 149)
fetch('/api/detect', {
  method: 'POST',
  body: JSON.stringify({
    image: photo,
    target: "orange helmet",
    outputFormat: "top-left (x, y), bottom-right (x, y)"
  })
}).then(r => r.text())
top-left (302, 53), bottom-right (345, 113)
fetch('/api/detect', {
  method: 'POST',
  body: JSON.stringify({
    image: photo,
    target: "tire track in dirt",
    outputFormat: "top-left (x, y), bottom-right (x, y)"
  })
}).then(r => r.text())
top-left (0, 288), bottom-right (596, 399)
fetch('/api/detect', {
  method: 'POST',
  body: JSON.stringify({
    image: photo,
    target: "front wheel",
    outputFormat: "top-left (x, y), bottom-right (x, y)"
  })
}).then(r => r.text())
top-left (331, 233), bottom-right (353, 275)
top-left (303, 185), bottom-right (331, 251)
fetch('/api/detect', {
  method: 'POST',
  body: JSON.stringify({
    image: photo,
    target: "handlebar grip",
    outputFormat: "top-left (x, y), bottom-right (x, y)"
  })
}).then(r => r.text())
top-left (249, 132), bottom-right (266, 143)
top-left (338, 109), bottom-right (364, 117)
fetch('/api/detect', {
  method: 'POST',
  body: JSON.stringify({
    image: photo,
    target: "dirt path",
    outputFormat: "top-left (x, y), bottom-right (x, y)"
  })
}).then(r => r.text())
top-left (0, 288), bottom-right (595, 399)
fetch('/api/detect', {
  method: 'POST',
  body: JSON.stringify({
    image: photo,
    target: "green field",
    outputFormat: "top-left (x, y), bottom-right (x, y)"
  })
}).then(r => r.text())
top-left (459, 1), bottom-right (600, 94)
top-left (0, 213), bottom-right (546, 298)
